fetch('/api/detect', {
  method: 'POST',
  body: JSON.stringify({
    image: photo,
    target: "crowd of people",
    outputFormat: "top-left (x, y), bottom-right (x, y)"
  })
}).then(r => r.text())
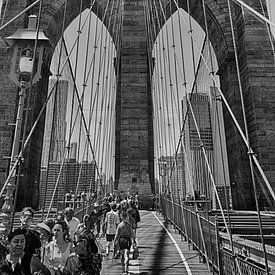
top-left (0, 192), bottom-right (141, 275)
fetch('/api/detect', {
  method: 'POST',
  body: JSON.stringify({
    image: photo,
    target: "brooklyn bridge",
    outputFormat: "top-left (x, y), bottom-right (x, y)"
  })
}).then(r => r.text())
top-left (0, 0), bottom-right (275, 274)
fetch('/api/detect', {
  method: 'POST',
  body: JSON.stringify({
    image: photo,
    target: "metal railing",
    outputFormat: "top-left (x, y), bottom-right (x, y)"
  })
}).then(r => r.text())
top-left (222, 249), bottom-right (268, 275)
top-left (160, 197), bottom-right (274, 275)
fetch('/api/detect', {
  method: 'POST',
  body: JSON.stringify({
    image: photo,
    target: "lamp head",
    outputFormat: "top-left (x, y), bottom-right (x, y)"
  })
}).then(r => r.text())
top-left (19, 48), bottom-right (33, 82)
top-left (5, 15), bottom-right (50, 86)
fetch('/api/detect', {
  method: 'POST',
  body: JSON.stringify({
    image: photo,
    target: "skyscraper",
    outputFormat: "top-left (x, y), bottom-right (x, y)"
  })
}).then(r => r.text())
top-left (183, 93), bottom-right (213, 200)
top-left (158, 153), bottom-right (185, 200)
top-left (41, 78), bottom-right (68, 167)
top-left (182, 91), bottom-right (230, 209)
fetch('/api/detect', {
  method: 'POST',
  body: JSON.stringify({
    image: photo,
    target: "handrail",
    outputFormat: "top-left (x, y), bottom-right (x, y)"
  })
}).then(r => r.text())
top-left (160, 196), bottom-right (275, 274)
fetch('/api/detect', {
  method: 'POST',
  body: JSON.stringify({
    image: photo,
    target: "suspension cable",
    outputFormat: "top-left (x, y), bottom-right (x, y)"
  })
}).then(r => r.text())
top-left (201, 0), bottom-right (234, 256)
top-left (73, 0), bottom-right (92, 206)
top-left (75, 0), bottom-right (85, 162)
top-left (97, 0), bottom-right (114, 185)
top-left (0, 0), bottom-right (43, 33)
top-left (232, 0), bottom-right (275, 27)
top-left (152, 0), bottom-right (169, 195)
top-left (171, 0), bottom-right (275, 204)
top-left (152, 0), bottom-right (169, 164)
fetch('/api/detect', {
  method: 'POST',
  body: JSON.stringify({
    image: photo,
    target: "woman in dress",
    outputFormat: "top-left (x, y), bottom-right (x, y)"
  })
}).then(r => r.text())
top-left (44, 220), bottom-right (72, 274)
top-left (63, 228), bottom-right (102, 275)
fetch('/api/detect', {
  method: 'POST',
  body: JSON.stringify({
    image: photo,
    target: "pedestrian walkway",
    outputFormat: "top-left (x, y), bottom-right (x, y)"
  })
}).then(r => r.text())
top-left (100, 210), bottom-right (211, 275)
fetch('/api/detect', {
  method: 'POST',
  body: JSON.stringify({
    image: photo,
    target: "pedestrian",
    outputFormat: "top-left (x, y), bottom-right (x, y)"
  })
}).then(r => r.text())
top-left (127, 201), bottom-right (140, 234)
top-left (2, 228), bottom-right (50, 274)
top-left (64, 192), bottom-right (72, 208)
top-left (64, 208), bottom-right (80, 241)
top-left (36, 219), bottom-right (54, 264)
top-left (104, 203), bottom-right (120, 257)
top-left (44, 220), bottom-right (72, 274)
top-left (114, 211), bottom-right (136, 275)
top-left (77, 214), bottom-right (94, 234)
top-left (63, 228), bottom-right (102, 275)
top-left (20, 207), bottom-right (41, 256)
top-left (90, 202), bottom-right (102, 237)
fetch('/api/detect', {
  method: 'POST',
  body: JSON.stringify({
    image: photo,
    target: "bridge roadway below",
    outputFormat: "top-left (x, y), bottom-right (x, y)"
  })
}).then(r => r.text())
top-left (99, 210), bottom-right (211, 275)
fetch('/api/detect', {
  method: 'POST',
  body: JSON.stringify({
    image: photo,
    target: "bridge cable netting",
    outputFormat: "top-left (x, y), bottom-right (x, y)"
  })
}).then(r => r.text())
top-left (0, 3), bottom-right (274, 272)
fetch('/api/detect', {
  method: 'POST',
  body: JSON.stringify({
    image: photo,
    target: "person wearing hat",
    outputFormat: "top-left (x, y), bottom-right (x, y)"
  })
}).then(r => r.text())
top-left (64, 208), bottom-right (80, 241)
top-left (36, 219), bottom-right (54, 265)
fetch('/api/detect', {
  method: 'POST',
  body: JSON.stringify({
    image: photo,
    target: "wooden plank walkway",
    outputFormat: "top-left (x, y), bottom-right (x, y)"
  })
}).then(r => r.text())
top-left (99, 210), bottom-right (211, 275)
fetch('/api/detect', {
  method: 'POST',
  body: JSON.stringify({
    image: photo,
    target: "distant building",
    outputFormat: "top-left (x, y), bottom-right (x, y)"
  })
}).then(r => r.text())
top-left (39, 158), bottom-right (96, 209)
top-left (182, 91), bottom-right (230, 209)
top-left (41, 78), bottom-right (68, 167)
top-left (183, 93), bottom-right (213, 201)
top-left (158, 153), bottom-right (184, 199)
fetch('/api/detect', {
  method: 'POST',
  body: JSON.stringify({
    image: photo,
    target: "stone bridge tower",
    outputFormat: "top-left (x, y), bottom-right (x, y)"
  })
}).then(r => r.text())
top-left (114, 0), bottom-right (154, 205)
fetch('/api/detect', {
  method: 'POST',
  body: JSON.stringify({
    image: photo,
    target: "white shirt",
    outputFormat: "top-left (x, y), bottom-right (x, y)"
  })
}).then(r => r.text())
top-left (105, 210), bottom-right (119, 235)
top-left (66, 217), bottom-right (80, 239)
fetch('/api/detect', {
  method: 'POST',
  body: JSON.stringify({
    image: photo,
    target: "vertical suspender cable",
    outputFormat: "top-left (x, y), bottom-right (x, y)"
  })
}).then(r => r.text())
top-left (103, 0), bottom-right (119, 189)
top-left (159, 0), bottom-right (179, 217)
top-left (148, 0), bottom-right (166, 194)
top-left (168, 0), bottom-right (182, 193)
top-left (145, 0), bottom-right (160, 184)
top-left (96, 3), bottom-right (111, 187)
top-left (100, 0), bottom-right (116, 185)
top-left (93, 1), bottom-right (111, 195)
top-left (75, 0), bottom-right (85, 163)
top-left (201, 0), bottom-right (234, 258)
top-left (73, 1), bottom-right (93, 206)
top-left (152, 0), bottom-right (169, 195)
top-left (159, 0), bottom-right (177, 158)
top-left (154, 0), bottom-right (177, 224)
top-left (153, 0), bottom-right (170, 170)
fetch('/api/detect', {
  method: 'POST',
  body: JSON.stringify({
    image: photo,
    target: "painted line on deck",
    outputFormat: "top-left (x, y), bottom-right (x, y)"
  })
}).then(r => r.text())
top-left (152, 211), bottom-right (192, 275)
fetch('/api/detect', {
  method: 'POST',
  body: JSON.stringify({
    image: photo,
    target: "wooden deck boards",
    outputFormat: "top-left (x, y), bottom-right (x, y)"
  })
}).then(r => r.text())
top-left (100, 210), bottom-right (211, 275)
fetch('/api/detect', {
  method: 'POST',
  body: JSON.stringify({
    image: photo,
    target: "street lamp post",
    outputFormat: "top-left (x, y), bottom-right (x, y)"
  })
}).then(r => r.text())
top-left (0, 15), bottom-right (49, 236)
